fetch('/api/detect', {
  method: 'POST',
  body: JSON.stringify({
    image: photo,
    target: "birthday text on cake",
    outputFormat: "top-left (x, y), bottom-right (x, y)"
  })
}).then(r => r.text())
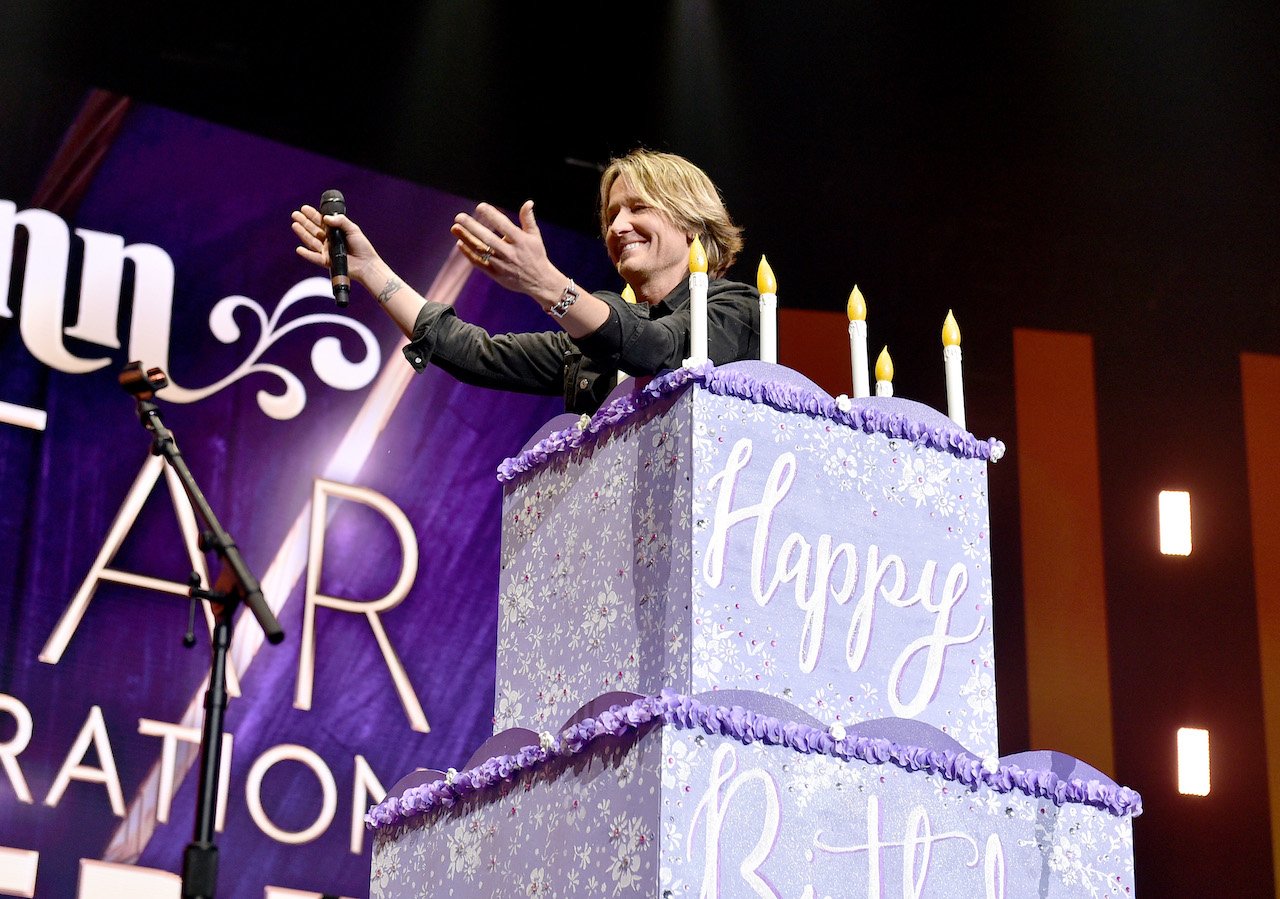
top-left (702, 438), bottom-right (985, 718)
top-left (689, 743), bottom-right (1008, 898)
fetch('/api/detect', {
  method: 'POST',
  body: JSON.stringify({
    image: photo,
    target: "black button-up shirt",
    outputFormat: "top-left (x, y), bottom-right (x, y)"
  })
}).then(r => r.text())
top-left (403, 277), bottom-right (760, 414)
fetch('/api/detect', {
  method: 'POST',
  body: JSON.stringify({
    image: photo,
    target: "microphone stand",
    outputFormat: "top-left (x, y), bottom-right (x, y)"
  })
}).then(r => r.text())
top-left (119, 362), bottom-right (285, 899)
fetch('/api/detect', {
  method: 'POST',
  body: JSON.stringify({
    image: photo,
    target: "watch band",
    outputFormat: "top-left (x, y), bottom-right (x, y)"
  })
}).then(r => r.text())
top-left (548, 279), bottom-right (579, 318)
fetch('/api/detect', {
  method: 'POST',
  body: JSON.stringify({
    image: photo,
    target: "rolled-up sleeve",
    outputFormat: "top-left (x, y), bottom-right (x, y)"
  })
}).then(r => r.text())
top-left (401, 301), bottom-right (569, 395)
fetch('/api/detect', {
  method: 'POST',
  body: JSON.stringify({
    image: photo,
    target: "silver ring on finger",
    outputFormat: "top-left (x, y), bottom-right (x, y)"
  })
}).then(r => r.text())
top-left (479, 245), bottom-right (493, 264)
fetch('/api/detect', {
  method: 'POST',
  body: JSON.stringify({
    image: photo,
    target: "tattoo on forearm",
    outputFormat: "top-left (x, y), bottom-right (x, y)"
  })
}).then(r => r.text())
top-left (378, 277), bottom-right (402, 305)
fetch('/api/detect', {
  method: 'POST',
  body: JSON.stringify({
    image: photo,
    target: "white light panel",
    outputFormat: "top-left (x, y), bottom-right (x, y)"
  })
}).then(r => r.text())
top-left (1177, 727), bottom-right (1210, 796)
top-left (1159, 490), bottom-right (1192, 556)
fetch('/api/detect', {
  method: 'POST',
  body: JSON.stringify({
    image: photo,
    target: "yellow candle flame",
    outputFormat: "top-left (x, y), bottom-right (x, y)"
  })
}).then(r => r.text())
top-left (942, 309), bottom-right (961, 346)
top-left (757, 256), bottom-right (777, 294)
top-left (621, 284), bottom-right (636, 303)
top-left (689, 236), bottom-right (708, 274)
top-left (875, 346), bottom-right (894, 382)
top-left (847, 285), bottom-right (867, 322)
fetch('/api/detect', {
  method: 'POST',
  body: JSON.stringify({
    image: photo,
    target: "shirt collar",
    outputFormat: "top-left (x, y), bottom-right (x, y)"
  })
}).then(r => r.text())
top-left (650, 277), bottom-right (693, 317)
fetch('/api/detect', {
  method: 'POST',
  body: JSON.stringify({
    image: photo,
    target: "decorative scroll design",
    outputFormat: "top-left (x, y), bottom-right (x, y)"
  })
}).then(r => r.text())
top-left (163, 276), bottom-right (380, 419)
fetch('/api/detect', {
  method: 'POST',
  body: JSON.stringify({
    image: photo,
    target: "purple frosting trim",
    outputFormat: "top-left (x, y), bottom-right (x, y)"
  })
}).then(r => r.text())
top-left (365, 691), bottom-right (1141, 831)
top-left (496, 363), bottom-right (1006, 483)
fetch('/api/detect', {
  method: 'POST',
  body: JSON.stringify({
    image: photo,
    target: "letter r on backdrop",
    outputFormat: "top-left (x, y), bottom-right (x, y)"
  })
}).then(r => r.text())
top-left (296, 479), bottom-right (428, 732)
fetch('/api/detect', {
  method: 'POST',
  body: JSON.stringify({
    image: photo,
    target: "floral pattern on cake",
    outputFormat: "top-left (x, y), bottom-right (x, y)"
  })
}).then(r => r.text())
top-left (496, 393), bottom-right (692, 732)
top-left (373, 732), bottom-right (662, 897)
top-left (496, 385), bottom-right (997, 758)
top-left (372, 714), bottom-right (1136, 897)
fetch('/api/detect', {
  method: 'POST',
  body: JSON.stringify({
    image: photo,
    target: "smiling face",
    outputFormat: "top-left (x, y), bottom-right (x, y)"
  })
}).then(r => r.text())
top-left (604, 177), bottom-right (692, 303)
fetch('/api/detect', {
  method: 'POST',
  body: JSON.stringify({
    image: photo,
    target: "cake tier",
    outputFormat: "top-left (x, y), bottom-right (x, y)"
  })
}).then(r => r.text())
top-left (368, 691), bottom-right (1139, 898)
top-left (495, 362), bottom-right (1005, 758)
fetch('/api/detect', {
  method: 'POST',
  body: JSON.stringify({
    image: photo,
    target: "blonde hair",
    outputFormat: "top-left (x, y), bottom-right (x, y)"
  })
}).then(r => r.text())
top-left (598, 149), bottom-right (744, 278)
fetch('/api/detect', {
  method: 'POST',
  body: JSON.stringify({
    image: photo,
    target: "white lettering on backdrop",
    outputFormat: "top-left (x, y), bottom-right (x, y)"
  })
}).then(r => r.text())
top-left (0, 691), bottom-right (390, 856)
top-left (0, 200), bottom-right (379, 420)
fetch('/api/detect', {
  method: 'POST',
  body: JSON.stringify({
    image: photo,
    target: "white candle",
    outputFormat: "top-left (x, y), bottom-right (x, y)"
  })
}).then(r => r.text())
top-left (943, 309), bottom-right (965, 428)
top-left (875, 345), bottom-right (894, 398)
top-left (847, 285), bottom-right (869, 397)
top-left (683, 236), bottom-right (710, 367)
top-left (758, 256), bottom-right (777, 363)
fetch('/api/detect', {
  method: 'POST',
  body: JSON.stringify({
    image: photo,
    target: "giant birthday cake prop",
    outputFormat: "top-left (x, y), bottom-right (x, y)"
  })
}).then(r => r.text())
top-left (368, 361), bottom-right (1140, 897)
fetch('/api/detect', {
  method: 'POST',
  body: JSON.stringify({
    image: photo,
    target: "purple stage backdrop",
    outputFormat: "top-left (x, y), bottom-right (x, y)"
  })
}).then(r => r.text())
top-left (0, 97), bottom-right (616, 897)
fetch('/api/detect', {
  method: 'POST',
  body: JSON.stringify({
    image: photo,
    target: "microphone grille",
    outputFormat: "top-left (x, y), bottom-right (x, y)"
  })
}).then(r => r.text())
top-left (319, 190), bottom-right (346, 215)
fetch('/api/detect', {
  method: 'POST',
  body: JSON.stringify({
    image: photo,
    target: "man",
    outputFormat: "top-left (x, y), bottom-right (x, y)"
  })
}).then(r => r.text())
top-left (291, 149), bottom-right (759, 413)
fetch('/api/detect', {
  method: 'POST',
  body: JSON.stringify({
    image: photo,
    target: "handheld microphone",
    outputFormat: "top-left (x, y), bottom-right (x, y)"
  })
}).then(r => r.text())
top-left (320, 190), bottom-right (349, 307)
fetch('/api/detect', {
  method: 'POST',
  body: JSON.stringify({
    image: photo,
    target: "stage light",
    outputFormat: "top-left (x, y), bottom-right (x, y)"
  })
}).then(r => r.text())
top-left (1177, 727), bottom-right (1210, 796)
top-left (1159, 490), bottom-right (1192, 555)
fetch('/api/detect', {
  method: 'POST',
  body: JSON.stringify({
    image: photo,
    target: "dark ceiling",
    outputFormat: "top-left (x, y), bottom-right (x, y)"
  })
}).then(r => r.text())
top-left (8, 3), bottom-right (1278, 330)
